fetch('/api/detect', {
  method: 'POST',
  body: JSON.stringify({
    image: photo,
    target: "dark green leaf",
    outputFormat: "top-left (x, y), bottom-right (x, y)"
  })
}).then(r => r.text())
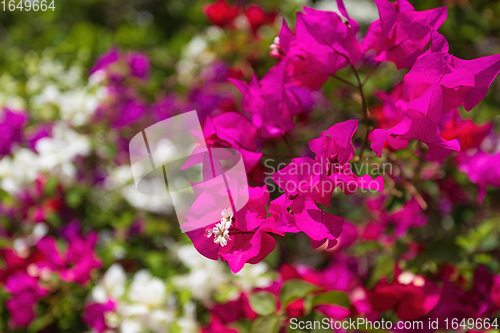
top-left (250, 315), bottom-right (281, 333)
top-left (280, 279), bottom-right (321, 308)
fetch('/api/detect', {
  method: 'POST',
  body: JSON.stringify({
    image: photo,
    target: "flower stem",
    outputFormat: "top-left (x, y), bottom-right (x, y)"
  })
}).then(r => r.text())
top-left (349, 64), bottom-right (370, 161)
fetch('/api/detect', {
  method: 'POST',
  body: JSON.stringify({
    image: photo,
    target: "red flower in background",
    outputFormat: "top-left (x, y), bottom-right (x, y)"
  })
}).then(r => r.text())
top-left (441, 110), bottom-right (492, 151)
top-left (244, 4), bottom-right (277, 33)
top-left (369, 268), bottom-right (442, 320)
top-left (204, 0), bottom-right (239, 28)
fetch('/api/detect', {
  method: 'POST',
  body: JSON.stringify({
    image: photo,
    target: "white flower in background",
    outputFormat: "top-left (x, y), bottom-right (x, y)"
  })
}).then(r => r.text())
top-left (176, 302), bottom-right (199, 333)
top-left (89, 70), bottom-right (107, 86)
top-left (128, 270), bottom-right (167, 307)
top-left (235, 262), bottom-right (273, 292)
top-left (26, 54), bottom-right (84, 90)
top-left (106, 165), bottom-right (174, 214)
top-left (0, 148), bottom-right (40, 193)
top-left (118, 270), bottom-right (175, 333)
top-left (36, 123), bottom-right (91, 184)
top-left (26, 54), bottom-right (105, 126)
top-left (11, 223), bottom-right (48, 259)
top-left (151, 139), bottom-right (179, 165)
top-left (176, 35), bottom-right (216, 86)
top-left (120, 270), bottom-right (175, 333)
top-left (175, 244), bottom-right (230, 304)
top-left (0, 122), bottom-right (92, 194)
top-left (32, 85), bottom-right (60, 106)
top-left (314, 0), bottom-right (378, 25)
top-left (119, 319), bottom-right (143, 333)
top-left (89, 265), bottom-right (177, 333)
top-left (0, 74), bottom-right (26, 110)
top-left (91, 264), bottom-right (126, 304)
top-left (57, 87), bottom-right (107, 126)
top-left (175, 244), bottom-right (274, 304)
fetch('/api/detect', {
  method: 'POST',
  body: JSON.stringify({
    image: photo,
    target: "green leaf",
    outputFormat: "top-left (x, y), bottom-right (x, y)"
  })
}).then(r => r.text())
top-left (65, 188), bottom-right (83, 208)
top-left (368, 254), bottom-right (395, 289)
top-left (43, 176), bottom-right (59, 197)
top-left (426, 240), bottom-right (465, 263)
top-left (311, 312), bottom-right (333, 333)
top-left (349, 241), bottom-right (384, 256)
top-left (304, 291), bottom-right (350, 314)
top-left (249, 291), bottom-right (277, 316)
top-left (28, 311), bottom-right (55, 332)
top-left (250, 315), bottom-right (281, 333)
top-left (280, 279), bottom-right (321, 308)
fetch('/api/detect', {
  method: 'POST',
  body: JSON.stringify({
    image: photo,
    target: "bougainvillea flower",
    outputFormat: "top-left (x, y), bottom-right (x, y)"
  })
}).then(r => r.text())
top-left (491, 275), bottom-right (500, 308)
top-left (82, 300), bottom-right (116, 333)
top-left (230, 60), bottom-right (313, 138)
top-left (293, 7), bottom-right (363, 75)
top-left (110, 98), bottom-right (147, 128)
top-left (371, 84), bottom-right (461, 160)
top-left (371, 47), bottom-right (500, 158)
top-left (204, 0), bottom-right (239, 28)
top-left (387, 198), bottom-right (427, 237)
top-left (424, 266), bottom-right (498, 331)
top-left (370, 84), bottom-right (405, 130)
top-left (0, 108), bottom-right (27, 157)
top-left (404, 52), bottom-right (500, 112)
top-left (274, 1), bottom-right (361, 89)
top-left (244, 4), bottom-right (276, 34)
top-left (364, 0), bottom-right (447, 69)
top-left (363, 196), bottom-right (427, 241)
top-left (26, 123), bottom-right (53, 152)
top-left (0, 249), bottom-right (45, 283)
top-left (279, 259), bottom-right (372, 320)
top-left (372, 118), bottom-right (458, 159)
top-left (309, 119), bottom-right (358, 166)
top-left (5, 272), bottom-right (48, 328)
top-left (369, 269), bottom-right (442, 320)
top-left (90, 47), bottom-right (120, 75)
top-left (203, 112), bottom-right (262, 170)
top-left (457, 150), bottom-right (500, 201)
top-left (441, 110), bottom-right (492, 151)
top-left (126, 51), bottom-right (150, 80)
top-left (202, 316), bottom-right (238, 333)
top-left (186, 185), bottom-right (282, 273)
top-left (274, 19), bottom-right (329, 90)
top-left (272, 157), bottom-right (335, 206)
top-left (310, 120), bottom-right (384, 194)
top-left (36, 222), bottom-right (101, 285)
top-left (211, 293), bottom-right (257, 324)
top-left (270, 157), bottom-right (345, 250)
top-left (90, 47), bottom-right (150, 81)
top-left (271, 121), bottom-right (384, 247)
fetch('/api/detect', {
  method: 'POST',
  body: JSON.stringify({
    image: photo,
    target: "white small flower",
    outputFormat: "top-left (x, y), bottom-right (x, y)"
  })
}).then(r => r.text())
top-left (397, 271), bottom-right (426, 287)
top-left (212, 208), bottom-right (233, 247)
top-left (397, 271), bottom-right (415, 285)
top-left (129, 270), bottom-right (166, 307)
top-left (175, 245), bottom-right (230, 304)
top-left (235, 263), bottom-right (272, 291)
top-left (221, 207), bottom-right (233, 220)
